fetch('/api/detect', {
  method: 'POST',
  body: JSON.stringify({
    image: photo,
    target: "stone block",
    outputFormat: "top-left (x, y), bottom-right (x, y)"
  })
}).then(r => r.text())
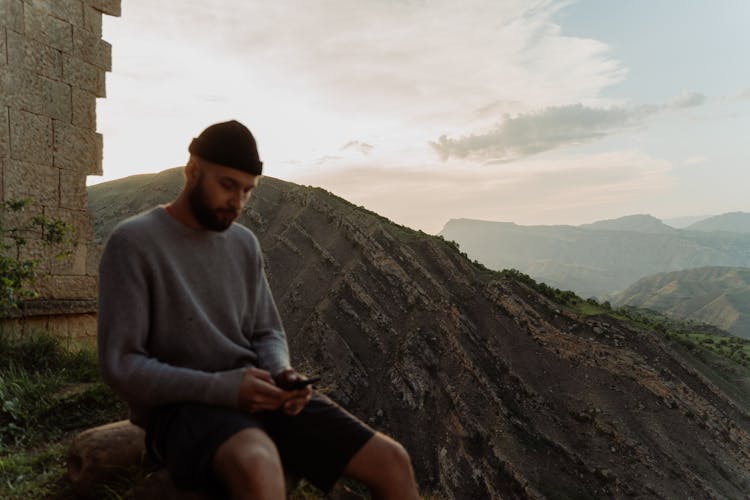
top-left (43, 77), bottom-right (72, 122)
top-left (0, 67), bottom-right (45, 113)
top-left (20, 315), bottom-right (50, 336)
top-left (0, 0), bottom-right (24, 32)
top-left (59, 166), bottom-right (87, 209)
top-left (0, 199), bottom-right (43, 231)
top-left (0, 106), bottom-right (8, 159)
top-left (35, 274), bottom-right (96, 299)
top-left (87, 0), bottom-right (121, 17)
top-left (43, 205), bottom-right (93, 241)
top-left (82, 5), bottom-right (102, 36)
top-left (9, 108), bottom-right (53, 165)
top-left (65, 313), bottom-right (96, 341)
top-left (50, 241), bottom-right (87, 275)
top-left (33, 0), bottom-right (85, 27)
top-left (91, 132), bottom-right (102, 175)
top-left (24, 2), bottom-right (74, 53)
top-left (7, 28), bottom-right (62, 79)
top-left (0, 27), bottom-right (7, 65)
top-left (71, 87), bottom-right (96, 129)
top-left (62, 54), bottom-right (105, 96)
top-left (73, 27), bottom-right (111, 70)
top-left (86, 242), bottom-right (101, 276)
top-left (0, 159), bottom-right (5, 203)
top-left (53, 121), bottom-right (101, 173)
top-left (16, 235), bottom-right (51, 274)
top-left (45, 313), bottom-right (70, 340)
top-left (3, 159), bottom-right (59, 207)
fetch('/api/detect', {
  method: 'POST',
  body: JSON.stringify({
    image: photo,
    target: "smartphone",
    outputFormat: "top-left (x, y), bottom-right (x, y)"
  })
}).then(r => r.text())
top-left (278, 375), bottom-right (321, 391)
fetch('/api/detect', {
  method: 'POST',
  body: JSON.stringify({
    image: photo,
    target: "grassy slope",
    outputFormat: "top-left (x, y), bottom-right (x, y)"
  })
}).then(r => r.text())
top-left (0, 332), bottom-right (128, 498)
top-left (613, 266), bottom-right (750, 338)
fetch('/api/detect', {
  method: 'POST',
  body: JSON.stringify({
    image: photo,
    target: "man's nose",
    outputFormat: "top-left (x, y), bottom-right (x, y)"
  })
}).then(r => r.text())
top-left (228, 191), bottom-right (242, 210)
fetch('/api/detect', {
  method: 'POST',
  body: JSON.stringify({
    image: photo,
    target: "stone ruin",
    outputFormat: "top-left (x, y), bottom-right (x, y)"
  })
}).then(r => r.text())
top-left (0, 0), bottom-right (121, 343)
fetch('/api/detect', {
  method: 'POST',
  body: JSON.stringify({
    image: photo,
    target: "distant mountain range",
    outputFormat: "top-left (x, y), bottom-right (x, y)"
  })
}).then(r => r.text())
top-left (440, 213), bottom-right (750, 298)
top-left (87, 169), bottom-right (750, 498)
top-left (686, 212), bottom-right (750, 233)
top-left (613, 266), bottom-right (750, 339)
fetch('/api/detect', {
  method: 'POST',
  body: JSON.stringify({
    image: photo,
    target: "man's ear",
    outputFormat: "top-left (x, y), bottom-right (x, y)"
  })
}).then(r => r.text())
top-left (185, 158), bottom-right (199, 183)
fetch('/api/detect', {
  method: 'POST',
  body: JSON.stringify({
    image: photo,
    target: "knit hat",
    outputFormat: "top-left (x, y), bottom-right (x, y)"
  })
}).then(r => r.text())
top-left (188, 120), bottom-right (263, 175)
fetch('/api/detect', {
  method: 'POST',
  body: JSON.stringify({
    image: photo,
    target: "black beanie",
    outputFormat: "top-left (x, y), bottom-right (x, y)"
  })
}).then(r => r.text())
top-left (188, 120), bottom-right (263, 175)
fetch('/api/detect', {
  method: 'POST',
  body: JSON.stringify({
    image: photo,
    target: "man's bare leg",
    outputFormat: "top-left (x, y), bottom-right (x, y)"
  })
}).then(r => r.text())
top-left (213, 428), bottom-right (285, 500)
top-left (344, 432), bottom-right (419, 499)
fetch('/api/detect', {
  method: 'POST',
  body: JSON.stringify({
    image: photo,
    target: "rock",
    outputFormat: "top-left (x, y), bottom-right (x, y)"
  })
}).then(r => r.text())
top-left (67, 420), bottom-right (147, 498)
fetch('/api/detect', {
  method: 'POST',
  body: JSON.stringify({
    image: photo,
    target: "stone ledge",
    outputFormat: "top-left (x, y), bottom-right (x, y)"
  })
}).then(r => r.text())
top-left (12, 298), bottom-right (97, 318)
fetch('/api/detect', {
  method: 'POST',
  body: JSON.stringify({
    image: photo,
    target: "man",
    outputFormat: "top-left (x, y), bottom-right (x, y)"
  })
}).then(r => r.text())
top-left (98, 120), bottom-right (419, 499)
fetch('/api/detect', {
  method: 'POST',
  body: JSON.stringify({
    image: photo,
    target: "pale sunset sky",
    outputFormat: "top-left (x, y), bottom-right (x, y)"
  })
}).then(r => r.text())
top-left (92, 0), bottom-right (750, 233)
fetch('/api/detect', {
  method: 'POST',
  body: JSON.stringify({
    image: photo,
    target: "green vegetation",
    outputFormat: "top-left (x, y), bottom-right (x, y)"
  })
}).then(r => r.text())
top-left (612, 266), bottom-right (750, 338)
top-left (499, 268), bottom-right (586, 308)
top-left (0, 332), bottom-right (127, 498)
top-left (499, 268), bottom-right (750, 369)
top-left (1, 199), bottom-right (74, 318)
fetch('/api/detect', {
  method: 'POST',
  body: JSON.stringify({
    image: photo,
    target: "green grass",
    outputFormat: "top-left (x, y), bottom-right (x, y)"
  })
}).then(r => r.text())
top-left (0, 331), bottom-right (127, 498)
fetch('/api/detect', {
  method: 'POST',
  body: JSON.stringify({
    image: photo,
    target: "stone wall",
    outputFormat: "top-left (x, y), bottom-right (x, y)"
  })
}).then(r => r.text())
top-left (0, 0), bottom-right (120, 338)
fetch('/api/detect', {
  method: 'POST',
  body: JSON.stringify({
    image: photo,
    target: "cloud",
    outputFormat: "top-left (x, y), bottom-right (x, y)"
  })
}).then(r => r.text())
top-left (431, 104), bottom-right (649, 162)
top-left (683, 155), bottom-right (708, 165)
top-left (431, 91), bottom-right (708, 162)
top-left (737, 88), bottom-right (750, 100)
top-left (667, 91), bottom-right (706, 109)
top-left (314, 155), bottom-right (343, 165)
top-left (340, 140), bottom-right (374, 155)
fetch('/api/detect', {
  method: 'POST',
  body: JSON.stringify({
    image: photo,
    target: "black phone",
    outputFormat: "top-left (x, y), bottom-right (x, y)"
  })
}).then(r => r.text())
top-left (278, 375), bottom-right (321, 391)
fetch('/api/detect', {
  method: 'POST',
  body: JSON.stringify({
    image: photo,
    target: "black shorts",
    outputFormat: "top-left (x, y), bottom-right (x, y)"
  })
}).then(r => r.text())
top-left (144, 393), bottom-right (375, 494)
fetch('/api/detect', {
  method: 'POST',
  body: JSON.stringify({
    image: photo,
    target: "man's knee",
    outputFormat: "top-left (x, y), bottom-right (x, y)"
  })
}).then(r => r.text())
top-left (213, 427), bottom-right (283, 484)
top-left (379, 436), bottom-right (413, 473)
top-left (347, 432), bottom-right (416, 484)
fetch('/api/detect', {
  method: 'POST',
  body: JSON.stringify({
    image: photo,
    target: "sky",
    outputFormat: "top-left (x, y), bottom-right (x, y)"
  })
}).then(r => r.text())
top-left (94, 0), bottom-right (750, 233)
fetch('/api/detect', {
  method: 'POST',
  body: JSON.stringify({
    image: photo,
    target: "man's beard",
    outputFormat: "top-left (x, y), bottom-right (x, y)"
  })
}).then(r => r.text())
top-left (187, 178), bottom-right (238, 232)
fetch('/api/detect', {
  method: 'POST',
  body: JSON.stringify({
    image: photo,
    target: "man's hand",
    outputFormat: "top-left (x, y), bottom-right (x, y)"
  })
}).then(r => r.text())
top-left (237, 367), bottom-right (286, 413)
top-left (275, 369), bottom-right (313, 416)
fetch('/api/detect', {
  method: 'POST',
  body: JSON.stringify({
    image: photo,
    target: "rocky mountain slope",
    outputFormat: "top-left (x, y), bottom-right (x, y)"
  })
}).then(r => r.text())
top-left (613, 266), bottom-right (750, 339)
top-left (439, 217), bottom-right (750, 298)
top-left (88, 169), bottom-right (750, 498)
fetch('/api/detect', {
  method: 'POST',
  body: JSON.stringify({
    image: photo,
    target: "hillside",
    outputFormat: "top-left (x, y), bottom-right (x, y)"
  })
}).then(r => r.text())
top-left (613, 266), bottom-right (750, 339)
top-left (440, 217), bottom-right (750, 297)
top-left (686, 211), bottom-right (750, 233)
top-left (88, 168), bottom-right (750, 498)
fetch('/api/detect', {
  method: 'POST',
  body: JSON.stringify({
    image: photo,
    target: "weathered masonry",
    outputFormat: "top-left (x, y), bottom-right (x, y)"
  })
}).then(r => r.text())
top-left (0, 0), bottom-right (121, 343)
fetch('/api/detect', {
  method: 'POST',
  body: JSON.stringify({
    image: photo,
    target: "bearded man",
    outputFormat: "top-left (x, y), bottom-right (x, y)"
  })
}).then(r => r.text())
top-left (97, 120), bottom-right (419, 499)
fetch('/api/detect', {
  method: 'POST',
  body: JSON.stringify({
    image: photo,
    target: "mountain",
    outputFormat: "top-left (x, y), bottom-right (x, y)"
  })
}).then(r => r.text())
top-left (686, 211), bottom-right (750, 233)
top-left (613, 266), bottom-right (750, 338)
top-left (663, 214), bottom-right (712, 229)
top-left (580, 214), bottom-right (676, 233)
top-left (88, 168), bottom-right (750, 498)
top-left (440, 218), bottom-right (750, 298)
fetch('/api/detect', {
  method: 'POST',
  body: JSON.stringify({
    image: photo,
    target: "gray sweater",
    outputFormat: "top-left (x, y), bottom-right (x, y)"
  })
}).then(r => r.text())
top-left (97, 207), bottom-right (291, 426)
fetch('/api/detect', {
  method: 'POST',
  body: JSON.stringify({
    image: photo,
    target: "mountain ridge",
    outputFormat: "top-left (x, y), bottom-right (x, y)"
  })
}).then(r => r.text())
top-left (686, 211), bottom-right (750, 233)
top-left (87, 168), bottom-right (750, 498)
top-left (440, 217), bottom-right (750, 297)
